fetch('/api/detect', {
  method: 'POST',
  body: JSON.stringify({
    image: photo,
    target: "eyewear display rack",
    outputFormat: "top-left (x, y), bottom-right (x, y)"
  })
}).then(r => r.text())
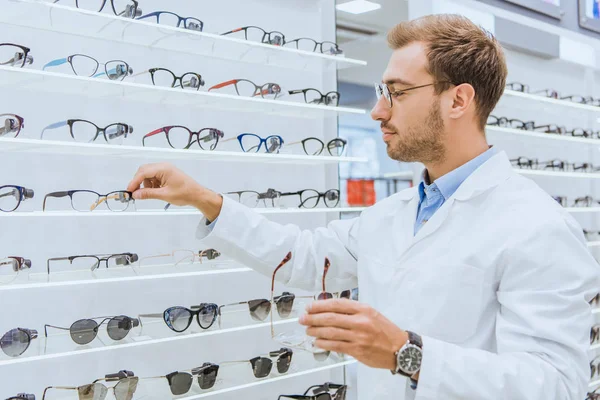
top-left (0, 0), bottom-right (368, 399)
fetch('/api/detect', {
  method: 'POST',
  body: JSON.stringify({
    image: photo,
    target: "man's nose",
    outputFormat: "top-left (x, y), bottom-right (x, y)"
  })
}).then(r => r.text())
top-left (371, 96), bottom-right (391, 121)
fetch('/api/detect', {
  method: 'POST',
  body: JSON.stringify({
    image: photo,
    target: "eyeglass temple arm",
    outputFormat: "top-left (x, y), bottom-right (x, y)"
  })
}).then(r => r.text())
top-left (43, 324), bottom-right (69, 337)
top-left (42, 58), bottom-right (67, 71)
top-left (142, 127), bottom-right (166, 145)
top-left (138, 313), bottom-right (163, 319)
top-left (43, 191), bottom-right (70, 211)
top-left (278, 395), bottom-right (311, 400)
top-left (221, 27), bottom-right (243, 36)
top-left (208, 80), bottom-right (238, 91)
top-left (287, 90), bottom-right (304, 95)
top-left (40, 120), bottom-right (68, 139)
top-left (42, 387), bottom-right (78, 400)
top-left (136, 11), bottom-right (159, 20)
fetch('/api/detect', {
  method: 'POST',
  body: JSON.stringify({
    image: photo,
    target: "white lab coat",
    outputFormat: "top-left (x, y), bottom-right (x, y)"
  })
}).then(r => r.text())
top-left (196, 150), bottom-right (600, 399)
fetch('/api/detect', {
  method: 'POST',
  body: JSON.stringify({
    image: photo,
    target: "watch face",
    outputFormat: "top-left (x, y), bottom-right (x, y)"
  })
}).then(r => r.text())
top-left (399, 345), bottom-right (422, 374)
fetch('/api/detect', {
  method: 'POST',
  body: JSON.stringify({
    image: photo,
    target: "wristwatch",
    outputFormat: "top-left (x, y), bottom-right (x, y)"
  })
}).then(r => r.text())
top-left (392, 331), bottom-right (423, 386)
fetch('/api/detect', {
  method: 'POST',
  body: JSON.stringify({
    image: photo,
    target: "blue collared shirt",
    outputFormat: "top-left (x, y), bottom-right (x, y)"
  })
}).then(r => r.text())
top-left (414, 147), bottom-right (497, 235)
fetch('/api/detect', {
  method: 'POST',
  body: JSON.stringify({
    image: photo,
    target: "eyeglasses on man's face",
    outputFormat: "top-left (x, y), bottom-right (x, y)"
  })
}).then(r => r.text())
top-left (374, 81), bottom-right (449, 108)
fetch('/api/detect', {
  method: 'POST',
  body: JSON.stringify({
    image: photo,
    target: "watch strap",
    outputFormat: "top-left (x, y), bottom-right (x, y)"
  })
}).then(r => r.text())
top-left (408, 331), bottom-right (423, 348)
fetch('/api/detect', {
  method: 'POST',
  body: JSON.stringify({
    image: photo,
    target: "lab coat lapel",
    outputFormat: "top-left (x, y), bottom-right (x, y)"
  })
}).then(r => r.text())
top-left (391, 187), bottom-right (420, 259)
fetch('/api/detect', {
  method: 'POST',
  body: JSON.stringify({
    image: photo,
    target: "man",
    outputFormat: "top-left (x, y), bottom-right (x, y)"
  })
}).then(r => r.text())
top-left (128, 14), bottom-right (599, 400)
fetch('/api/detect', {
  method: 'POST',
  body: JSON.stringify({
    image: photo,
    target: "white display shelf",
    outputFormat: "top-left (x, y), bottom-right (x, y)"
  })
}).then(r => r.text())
top-left (0, 317), bottom-right (300, 366)
top-left (0, 263), bottom-right (252, 291)
top-left (486, 126), bottom-right (600, 145)
top-left (47, 359), bottom-right (356, 400)
top-left (565, 208), bottom-right (600, 213)
top-left (590, 378), bottom-right (600, 388)
top-left (515, 170), bottom-right (600, 179)
top-left (0, 137), bottom-right (368, 165)
top-left (2, 0), bottom-right (367, 72)
top-left (588, 241), bottom-right (600, 248)
top-left (0, 66), bottom-right (366, 118)
top-left (2, 207), bottom-right (367, 218)
top-left (504, 89), bottom-right (600, 113)
top-left (593, 308), bottom-right (600, 315)
top-left (592, 343), bottom-right (600, 352)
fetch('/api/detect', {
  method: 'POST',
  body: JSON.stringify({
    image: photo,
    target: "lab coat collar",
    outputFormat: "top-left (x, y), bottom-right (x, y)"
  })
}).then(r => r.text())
top-left (393, 151), bottom-right (511, 203)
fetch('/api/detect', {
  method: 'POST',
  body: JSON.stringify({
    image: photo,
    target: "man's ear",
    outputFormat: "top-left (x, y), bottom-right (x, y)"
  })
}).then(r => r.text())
top-left (448, 83), bottom-right (476, 120)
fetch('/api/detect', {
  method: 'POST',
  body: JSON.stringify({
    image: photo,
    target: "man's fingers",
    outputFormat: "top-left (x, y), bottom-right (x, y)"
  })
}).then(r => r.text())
top-left (305, 326), bottom-right (353, 342)
top-left (306, 298), bottom-right (363, 315)
top-left (313, 339), bottom-right (350, 354)
top-left (127, 163), bottom-right (167, 193)
top-left (132, 187), bottom-right (169, 201)
top-left (299, 312), bottom-right (355, 329)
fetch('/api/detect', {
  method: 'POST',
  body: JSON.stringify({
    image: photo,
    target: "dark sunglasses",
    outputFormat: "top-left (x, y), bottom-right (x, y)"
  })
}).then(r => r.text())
top-left (279, 382), bottom-right (348, 400)
top-left (0, 113), bottom-right (24, 138)
top-left (218, 292), bottom-right (310, 324)
top-left (0, 185), bottom-right (34, 212)
top-left (42, 370), bottom-right (138, 400)
top-left (221, 26), bottom-right (285, 46)
top-left (288, 89), bottom-right (340, 106)
top-left (152, 348), bottom-right (292, 395)
top-left (141, 303), bottom-right (219, 333)
top-left (0, 328), bottom-right (38, 357)
top-left (44, 316), bottom-right (140, 345)
top-left (142, 125), bottom-right (224, 150)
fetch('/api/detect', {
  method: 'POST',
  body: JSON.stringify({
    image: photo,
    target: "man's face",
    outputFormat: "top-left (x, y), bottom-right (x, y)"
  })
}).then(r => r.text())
top-left (371, 42), bottom-right (446, 164)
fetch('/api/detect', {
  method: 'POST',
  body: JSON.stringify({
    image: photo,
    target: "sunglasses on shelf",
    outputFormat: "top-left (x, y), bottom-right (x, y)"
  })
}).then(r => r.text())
top-left (218, 291), bottom-right (312, 325)
top-left (148, 348), bottom-right (293, 395)
top-left (43, 190), bottom-right (134, 212)
top-left (284, 38), bottom-right (343, 55)
top-left (53, 0), bottom-right (142, 18)
top-left (44, 315), bottom-right (140, 345)
top-left (279, 382), bottom-right (348, 400)
top-left (46, 253), bottom-right (138, 275)
top-left (0, 185), bottom-right (34, 212)
top-left (142, 125), bottom-right (223, 150)
top-left (221, 26), bottom-right (285, 46)
top-left (0, 43), bottom-right (33, 68)
top-left (285, 138), bottom-right (346, 156)
top-left (288, 89), bottom-right (340, 106)
top-left (42, 370), bottom-right (138, 400)
top-left (0, 113), bottom-right (24, 138)
top-left (5, 395), bottom-right (34, 400)
top-left (0, 256), bottom-right (32, 284)
top-left (136, 11), bottom-right (203, 31)
top-left (0, 328), bottom-right (37, 357)
top-left (271, 253), bottom-right (332, 361)
top-left (41, 119), bottom-right (134, 144)
top-left (43, 54), bottom-right (133, 80)
top-left (209, 79), bottom-right (282, 99)
top-left (221, 133), bottom-right (284, 153)
top-left (140, 303), bottom-right (219, 333)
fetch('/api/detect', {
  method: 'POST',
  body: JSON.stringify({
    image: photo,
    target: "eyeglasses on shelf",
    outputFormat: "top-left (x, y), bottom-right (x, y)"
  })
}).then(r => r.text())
top-left (0, 113), bottom-right (24, 138)
top-left (209, 79), bottom-right (282, 99)
top-left (0, 43), bottom-right (33, 68)
top-left (46, 253), bottom-right (138, 275)
top-left (52, 0), bottom-right (142, 18)
top-left (221, 26), bottom-right (285, 46)
top-left (44, 315), bottom-right (141, 345)
top-left (142, 126), bottom-right (223, 150)
top-left (0, 256), bottom-right (32, 284)
top-left (226, 188), bottom-right (340, 209)
top-left (133, 68), bottom-right (205, 90)
top-left (41, 119), bottom-right (134, 144)
top-left (279, 382), bottom-right (348, 400)
top-left (0, 185), bottom-right (34, 212)
top-left (43, 54), bottom-right (133, 80)
top-left (140, 303), bottom-right (219, 333)
top-left (288, 89), bottom-right (340, 106)
top-left (0, 327), bottom-right (37, 357)
top-left (136, 11), bottom-right (203, 31)
top-left (43, 190), bottom-right (135, 212)
top-left (221, 133), bottom-right (284, 153)
top-left (285, 137), bottom-right (346, 156)
top-left (284, 38), bottom-right (344, 55)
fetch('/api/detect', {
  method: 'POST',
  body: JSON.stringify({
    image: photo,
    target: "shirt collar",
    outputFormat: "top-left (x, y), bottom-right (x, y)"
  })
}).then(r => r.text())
top-left (419, 146), bottom-right (498, 201)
